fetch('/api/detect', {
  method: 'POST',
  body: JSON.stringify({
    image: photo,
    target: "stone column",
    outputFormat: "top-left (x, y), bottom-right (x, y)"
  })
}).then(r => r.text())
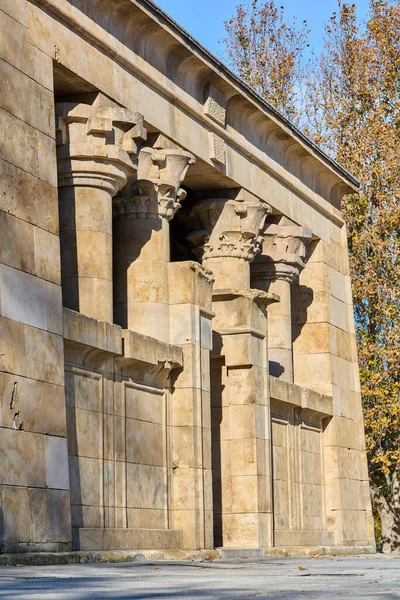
top-left (56, 94), bottom-right (146, 323)
top-left (251, 225), bottom-right (312, 383)
top-left (187, 198), bottom-right (268, 289)
top-left (187, 197), bottom-right (277, 550)
top-left (113, 143), bottom-right (195, 342)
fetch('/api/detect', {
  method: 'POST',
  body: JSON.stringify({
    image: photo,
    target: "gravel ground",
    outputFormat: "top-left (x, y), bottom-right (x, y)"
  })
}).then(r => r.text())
top-left (0, 554), bottom-right (399, 599)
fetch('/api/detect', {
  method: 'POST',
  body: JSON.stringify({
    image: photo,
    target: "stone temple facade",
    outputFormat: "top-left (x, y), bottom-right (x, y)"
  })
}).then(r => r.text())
top-left (0, 0), bottom-right (375, 555)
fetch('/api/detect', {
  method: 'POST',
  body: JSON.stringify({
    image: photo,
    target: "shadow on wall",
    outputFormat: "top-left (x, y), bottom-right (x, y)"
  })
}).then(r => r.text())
top-left (209, 341), bottom-right (225, 548)
top-left (0, 505), bottom-right (4, 553)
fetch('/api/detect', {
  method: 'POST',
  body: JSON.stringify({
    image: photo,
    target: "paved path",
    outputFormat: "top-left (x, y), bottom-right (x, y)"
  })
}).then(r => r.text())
top-left (0, 555), bottom-right (399, 599)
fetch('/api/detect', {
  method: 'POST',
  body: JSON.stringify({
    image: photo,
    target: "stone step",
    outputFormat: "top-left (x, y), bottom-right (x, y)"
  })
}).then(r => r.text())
top-left (218, 548), bottom-right (266, 560)
top-left (73, 528), bottom-right (183, 551)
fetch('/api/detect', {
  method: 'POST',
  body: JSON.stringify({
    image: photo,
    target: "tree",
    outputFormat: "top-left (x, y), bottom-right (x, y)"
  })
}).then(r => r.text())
top-left (221, 0), bottom-right (310, 123)
top-left (223, 0), bottom-right (400, 552)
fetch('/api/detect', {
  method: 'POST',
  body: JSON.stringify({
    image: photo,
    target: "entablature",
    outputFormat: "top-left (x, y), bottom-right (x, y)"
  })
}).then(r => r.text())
top-left (33, 0), bottom-right (355, 236)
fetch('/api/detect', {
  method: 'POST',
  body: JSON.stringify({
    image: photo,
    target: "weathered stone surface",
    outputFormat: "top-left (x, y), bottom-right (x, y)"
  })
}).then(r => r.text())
top-left (0, 0), bottom-right (372, 557)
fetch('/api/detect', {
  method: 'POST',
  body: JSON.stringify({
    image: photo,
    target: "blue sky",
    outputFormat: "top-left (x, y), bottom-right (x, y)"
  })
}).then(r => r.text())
top-left (155, 0), bottom-right (370, 58)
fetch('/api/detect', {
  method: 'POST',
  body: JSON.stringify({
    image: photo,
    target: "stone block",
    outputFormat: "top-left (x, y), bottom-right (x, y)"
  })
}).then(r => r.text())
top-left (1, 0), bottom-right (27, 26)
top-left (64, 309), bottom-right (122, 357)
top-left (29, 488), bottom-right (71, 543)
top-left (229, 404), bottom-right (256, 440)
top-left (0, 428), bottom-right (46, 487)
top-left (231, 475), bottom-right (268, 513)
top-left (293, 353), bottom-right (331, 391)
top-left (126, 301), bottom-right (170, 342)
top-left (212, 440), bottom-right (231, 479)
top-left (126, 463), bottom-right (166, 510)
top-left (0, 10), bottom-right (31, 75)
top-left (65, 368), bottom-right (102, 413)
top-left (331, 355), bottom-right (360, 393)
top-left (169, 303), bottom-right (199, 345)
top-left (230, 438), bottom-right (259, 476)
top-left (0, 316), bottom-right (26, 376)
top-left (70, 504), bottom-right (103, 529)
top-left (301, 427), bottom-right (321, 454)
top-left (173, 343), bottom-right (201, 389)
top-left (168, 261), bottom-right (214, 310)
top-left (0, 107), bottom-right (56, 186)
top-left (127, 507), bottom-right (166, 530)
top-left (324, 415), bottom-right (366, 451)
top-left (331, 385), bottom-right (363, 421)
top-left (0, 58), bottom-right (54, 137)
top-left (45, 281), bottom-right (63, 335)
top-left (0, 485), bottom-right (30, 552)
top-left (125, 418), bottom-right (164, 466)
top-left (28, 43), bottom-right (53, 91)
top-left (172, 467), bottom-right (197, 510)
top-left (172, 425), bottom-right (202, 468)
top-left (268, 315), bottom-right (292, 349)
top-left (0, 210), bottom-right (35, 274)
top-left (0, 159), bottom-right (59, 234)
top-left (172, 509), bottom-right (199, 549)
top-left (292, 290), bottom-right (330, 325)
top-left (45, 436), bottom-right (70, 490)
top-left (34, 227), bottom-right (61, 284)
top-left (171, 387), bottom-right (196, 427)
top-left (222, 513), bottom-right (265, 548)
top-left (24, 325), bottom-right (64, 385)
top-left (271, 419), bottom-right (288, 448)
top-left (330, 296), bottom-right (353, 332)
top-left (0, 373), bottom-right (66, 437)
top-left (292, 322), bottom-right (331, 355)
top-left (69, 455), bottom-right (103, 507)
top-left (200, 313), bottom-right (213, 349)
top-left (222, 333), bottom-right (264, 368)
top-left (66, 407), bottom-right (102, 459)
top-left (0, 264), bottom-right (47, 329)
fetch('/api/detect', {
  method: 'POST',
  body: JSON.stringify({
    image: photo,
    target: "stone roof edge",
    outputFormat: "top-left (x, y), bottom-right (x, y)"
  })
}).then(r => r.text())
top-left (137, 0), bottom-right (360, 191)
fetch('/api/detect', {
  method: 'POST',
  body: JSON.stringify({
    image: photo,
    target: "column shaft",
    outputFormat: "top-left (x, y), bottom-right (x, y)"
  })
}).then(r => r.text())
top-left (265, 278), bottom-right (293, 383)
top-left (113, 217), bottom-right (170, 341)
top-left (59, 186), bottom-right (113, 322)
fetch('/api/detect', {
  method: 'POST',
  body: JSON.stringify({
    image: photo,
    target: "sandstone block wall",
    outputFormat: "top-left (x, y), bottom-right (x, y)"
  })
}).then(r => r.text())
top-left (0, 0), bottom-right (375, 555)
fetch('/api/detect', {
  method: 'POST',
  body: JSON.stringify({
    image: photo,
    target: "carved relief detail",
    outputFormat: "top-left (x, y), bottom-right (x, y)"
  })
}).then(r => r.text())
top-left (186, 198), bottom-right (272, 262)
top-left (56, 93), bottom-right (147, 195)
top-left (252, 224), bottom-right (313, 283)
top-left (114, 147), bottom-right (195, 220)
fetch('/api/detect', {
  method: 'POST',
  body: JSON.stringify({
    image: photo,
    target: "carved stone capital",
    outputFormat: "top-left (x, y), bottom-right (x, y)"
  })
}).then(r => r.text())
top-left (56, 93), bottom-right (147, 196)
top-left (252, 224), bottom-right (313, 284)
top-left (114, 147), bottom-right (195, 221)
top-left (186, 198), bottom-right (272, 262)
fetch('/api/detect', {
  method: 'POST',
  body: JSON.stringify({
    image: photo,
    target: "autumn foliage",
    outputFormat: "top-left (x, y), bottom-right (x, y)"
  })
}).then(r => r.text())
top-left (223, 0), bottom-right (400, 551)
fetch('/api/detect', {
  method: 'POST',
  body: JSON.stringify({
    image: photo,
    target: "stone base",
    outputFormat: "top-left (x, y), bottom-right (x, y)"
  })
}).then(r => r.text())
top-left (265, 545), bottom-right (377, 557)
top-left (274, 530), bottom-right (334, 547)
top-left (219, 548), bottom-right (265, 560)
top-left (73, 528), bottom-right (183, 551)
top-left (0, 548), bottom-right (220, 567)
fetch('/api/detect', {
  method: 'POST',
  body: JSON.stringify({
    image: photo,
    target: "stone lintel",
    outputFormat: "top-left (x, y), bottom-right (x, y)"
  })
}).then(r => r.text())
top-left (212, 288), bottom-right (279, 307)
top-left (121, 329), bottom-right (183, 370)
top-left (63, 308), bottom-right (122, 357)
top-left (270, 376), bottom-right (333, 422)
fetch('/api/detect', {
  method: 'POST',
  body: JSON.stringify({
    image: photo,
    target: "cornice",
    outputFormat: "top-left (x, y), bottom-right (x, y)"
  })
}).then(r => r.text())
top-left (31, 0), bottom-right (354, 226)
